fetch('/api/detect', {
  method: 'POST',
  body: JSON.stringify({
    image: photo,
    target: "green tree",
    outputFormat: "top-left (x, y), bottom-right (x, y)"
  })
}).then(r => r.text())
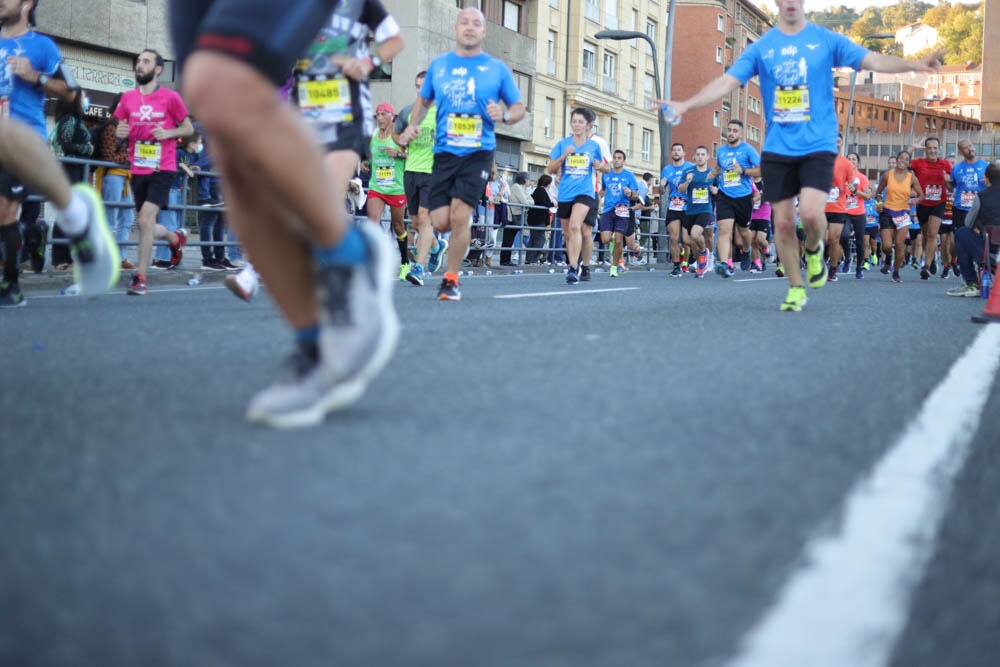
top-left (938, 7), bottom-right (984, 65)
top-left (881, 0), bottom-right (932, 29)
top-left (922, 1), bottom-right (953, 28)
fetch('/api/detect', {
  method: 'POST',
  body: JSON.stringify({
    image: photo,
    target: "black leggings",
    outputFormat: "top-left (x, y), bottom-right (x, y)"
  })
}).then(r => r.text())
top-left (841, 213), bottom-right (867, 266)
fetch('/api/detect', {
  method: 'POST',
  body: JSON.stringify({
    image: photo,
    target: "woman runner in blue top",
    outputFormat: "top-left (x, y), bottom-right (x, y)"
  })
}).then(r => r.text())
top-left (547, 107), bottom-right (609, 285)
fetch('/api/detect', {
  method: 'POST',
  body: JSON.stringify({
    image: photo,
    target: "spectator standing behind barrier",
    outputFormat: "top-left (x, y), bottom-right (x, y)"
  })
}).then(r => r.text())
top-left (526, 174), bottom-right (553, 264)
top-left (948, 161), bottom-right (1000, 297)
top-left (155, 134), bottom-right (201, 266)
top-left (49, 89), bottom-right (93, 270)
top-left (501, 171), bottom-right (530, 266)
top-left (193, 126), bottom-right (236, 271)
top-left (91, 93), bottom-right (135, 269)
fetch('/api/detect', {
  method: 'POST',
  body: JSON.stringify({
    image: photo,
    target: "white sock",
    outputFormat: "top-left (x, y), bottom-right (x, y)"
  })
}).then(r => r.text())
top-left (55, 191), bottom-right (89, 237)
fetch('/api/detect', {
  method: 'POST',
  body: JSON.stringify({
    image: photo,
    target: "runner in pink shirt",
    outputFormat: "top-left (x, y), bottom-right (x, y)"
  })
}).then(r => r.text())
top-left (114, 49), bottom-right (194, 295)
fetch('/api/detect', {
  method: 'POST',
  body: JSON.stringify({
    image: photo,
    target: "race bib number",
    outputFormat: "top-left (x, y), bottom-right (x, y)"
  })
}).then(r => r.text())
top-left (924, 184), bottom-right (942, 202)
top-left (866, 215), bottom-right (877, 226)
top-left (724, 170), bottom-right (741, 187)
top-left (669, 196), bottom-right (686, 211)
top-left (134, 141), bottom-right (161, 170)
top-left (892, 212), bottom-right (911, 230)
top-left (692, 188), bottom-right (709, 205)
top-left (0, 96), bottom-right (9, 119)
top-left (446, 113), bottom-right (483, 148)
top-left (614, 204), bottom-right (630, 218)
top-left (827, 187), bottom-right (840, 203)
top-left (846, 194), bottom-right (858, 210)
top-left (774, 86), bottom-right (810, 123)
top-left (566, 154), bottom-right (590, 175)
top-left (298, 77), bottom-right (353, 124)
top-left (960, 190), bottom-right (976, 208)
top-left (375, 165), bottom-right (396, 188)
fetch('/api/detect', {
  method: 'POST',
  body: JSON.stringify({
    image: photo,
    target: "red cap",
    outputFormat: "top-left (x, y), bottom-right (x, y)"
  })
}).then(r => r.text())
top-left (376, 102), bottom-right (395, 115)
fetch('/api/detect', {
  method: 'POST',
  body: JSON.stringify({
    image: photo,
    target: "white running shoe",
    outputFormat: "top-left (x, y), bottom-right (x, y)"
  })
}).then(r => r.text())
top-left (225, 265), bottom-right (259, 302)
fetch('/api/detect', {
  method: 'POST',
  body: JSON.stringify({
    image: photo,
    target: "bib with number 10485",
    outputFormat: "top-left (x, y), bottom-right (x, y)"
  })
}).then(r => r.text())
top-left (134, 141), bottom-right (162, 170)
top-left (774, 85), bottom-right (810, 123)
top-left (446, 113), bottom-right (483, 148)
top-left (565, 154), bottom-right (591, 176)
top-left (298, 77), bottom-right (353, 124)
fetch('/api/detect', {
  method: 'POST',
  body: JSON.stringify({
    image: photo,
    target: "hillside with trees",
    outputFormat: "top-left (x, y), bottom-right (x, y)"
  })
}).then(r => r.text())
top-left (803, 1), bottom-right (983, 65)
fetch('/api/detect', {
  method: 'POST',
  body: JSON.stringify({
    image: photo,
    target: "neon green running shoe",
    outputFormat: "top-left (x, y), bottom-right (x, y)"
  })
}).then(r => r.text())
top-left (780, 285), bottom-right (808, 312)
top-left (398, 263), bottom-right (410, 281)
top-left (805, 240), bottom-right (827, 289)
top-left (69, 183), bottom-right (120, 294)
top-left (609, 265), bottom-right (618, 277)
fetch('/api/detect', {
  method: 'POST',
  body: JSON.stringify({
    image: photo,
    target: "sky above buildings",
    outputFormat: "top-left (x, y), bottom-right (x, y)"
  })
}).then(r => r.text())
top-left (749, 0), bottom-right (981, 13)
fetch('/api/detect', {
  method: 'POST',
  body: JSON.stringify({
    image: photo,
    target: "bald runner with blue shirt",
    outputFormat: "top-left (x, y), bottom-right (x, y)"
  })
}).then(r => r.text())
top-left (399, 7), bottom-right (525, 302)
top-left (657, 0), bottom-right (944, 311)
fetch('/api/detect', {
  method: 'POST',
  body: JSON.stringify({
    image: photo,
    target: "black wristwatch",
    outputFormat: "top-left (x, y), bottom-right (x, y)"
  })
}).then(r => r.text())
top-left (36, 73), bottom-right (49, 89)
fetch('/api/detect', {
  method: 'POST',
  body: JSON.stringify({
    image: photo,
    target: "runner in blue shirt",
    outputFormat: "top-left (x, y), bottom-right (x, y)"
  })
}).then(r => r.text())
top-left (599, 149), bottom-right (639, 278)
top-left (0, 0), bottom-right (118, 308)
top-left (714, 121), bottom-right (761, 277)
top-left (660, 143), bottom-right (694, 277)
top-left (546, 106), bottom-right (609, 285)
top-left (656, 0), bottom-right (943, 311)
top-left (400, 7), bottom-right (525, 301)
top-left (677, 146), bottom-right (717, 278)
top-left (951, 138), bottom-right (989, 229)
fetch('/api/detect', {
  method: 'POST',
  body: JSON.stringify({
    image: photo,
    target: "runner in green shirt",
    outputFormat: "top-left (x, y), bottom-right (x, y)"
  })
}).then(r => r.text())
top-left (396, 70), bottom-right (447, 286)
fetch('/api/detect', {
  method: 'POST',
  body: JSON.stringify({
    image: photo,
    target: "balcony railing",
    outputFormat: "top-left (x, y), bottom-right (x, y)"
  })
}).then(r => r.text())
top-left (583, 68), bottom-right (597, 86)
top-left (547, 58), bottom-right (556, 75)
top-left (602, 76), bottom-right (617, 95)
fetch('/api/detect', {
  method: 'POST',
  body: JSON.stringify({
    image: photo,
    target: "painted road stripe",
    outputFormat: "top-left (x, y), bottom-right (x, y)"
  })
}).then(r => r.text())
top-left (495, 287), bottom-right (640, 300)
top-left (723, 324), bottom-right (1000, 667)
top-left (28, 285), bottom-right (228, 300)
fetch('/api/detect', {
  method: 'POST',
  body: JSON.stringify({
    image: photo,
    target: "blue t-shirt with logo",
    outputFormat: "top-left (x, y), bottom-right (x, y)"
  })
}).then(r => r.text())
top-left (951, 159), bottom-right (988, 211)
top-left (0, 31), bottom-right (62, 138)
top-left (864, 198), bottom-right (878, 227)
top-left (715, 142), bottom-right (760, 198)
top-left (601, 168), bottom-right (639, 213)
top-left (726, 22), bottom-right (867, 156)
top-left (420, 50), bottom-right (521, 157)
top-left (661, 161), bottom-right (694, 212)
top-left (549, 137), bottom-right (603, 201)
top-left (684, 166), bottom-right (717, 216)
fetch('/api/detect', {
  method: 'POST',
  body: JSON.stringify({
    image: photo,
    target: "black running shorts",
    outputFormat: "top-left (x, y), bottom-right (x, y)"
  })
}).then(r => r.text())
top-left (760, 151), bottom-right (836, 204)
top-left (716, 193), bottom-right (753, 228)
top-left (427, 150), bottom-right (493, 211)
top-left (404, 170), bottom-right (434, 216)
top-left (132, 171), bottom-right (175, 211)
top-left (169, 0), bottom-right (339, 86)
top-left (0, 167), bottom-right (28, 203)
top-left (556, 195), bottom-right (597, 222)
top-left (684, 212), bottom-right (711, 232)
top-left (916, 203), bottom-right (946, 226)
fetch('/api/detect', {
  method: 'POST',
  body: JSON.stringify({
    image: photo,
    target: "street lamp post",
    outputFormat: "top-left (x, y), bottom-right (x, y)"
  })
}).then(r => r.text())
top-left (845, 32), bottom-right (895, 154)
top-left (595, 28), bottom-right (669, 172)
top-left (909, 96), bottom-right (941, 149)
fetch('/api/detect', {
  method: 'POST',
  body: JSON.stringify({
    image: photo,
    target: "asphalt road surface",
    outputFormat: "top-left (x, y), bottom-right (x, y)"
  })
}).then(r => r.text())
top-left (2, 267), bottom-right (998, 667)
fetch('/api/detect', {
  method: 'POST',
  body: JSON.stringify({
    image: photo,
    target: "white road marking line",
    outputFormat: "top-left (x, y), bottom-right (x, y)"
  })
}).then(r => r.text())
top-left (723, 324), bottom-right (1000, 667)
top-left (733, 277), bottom-right (785, 282)
top-left (28, 285), bottom-right (227, 300)
top-left (495, 287), bottom-right (640, 300)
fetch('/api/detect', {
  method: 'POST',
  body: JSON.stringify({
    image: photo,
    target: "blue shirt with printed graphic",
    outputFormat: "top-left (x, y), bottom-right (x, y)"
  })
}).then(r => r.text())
top-left (726, 23), bottom-right (867, 156)
top-left (420, 50), bottom-right (521, 157)
top-left (549, 136), bottom-right (604, 202)
top-left (0, 31), bottom-right (62, 138)
top-left (661, 161), bottom-right (694, 212)
top-left (601, 168), bottom-right (639, 213)
top-left (715, 142), bottom-right (760, 198)
top-left (951, 159), bottom-right (988, 211)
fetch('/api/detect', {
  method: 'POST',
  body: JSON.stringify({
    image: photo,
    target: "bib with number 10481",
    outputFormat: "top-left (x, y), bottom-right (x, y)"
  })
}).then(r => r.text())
top-left (134, 141), bottom-right (162, 170)
top-left (298, 77), bottom-right (353, 124)
top-left (774, 85), bottom-right (810, 123)
top-left (446, 113), bottom-right (483, 148)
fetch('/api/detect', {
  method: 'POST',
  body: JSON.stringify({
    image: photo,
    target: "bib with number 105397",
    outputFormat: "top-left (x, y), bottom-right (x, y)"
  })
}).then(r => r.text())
top-left (446, 113), bottom-right (483, 148)
top-left (774, 85), bottom-right (810, 123)
top-left (298, 76), bottom-right (353, 124)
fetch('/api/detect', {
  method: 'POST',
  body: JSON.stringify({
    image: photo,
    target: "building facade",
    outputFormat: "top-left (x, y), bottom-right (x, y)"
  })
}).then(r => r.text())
top-left (668, 0), bottom-right (768, 166)
top-left (923, 62), bottom-right (983, 121)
